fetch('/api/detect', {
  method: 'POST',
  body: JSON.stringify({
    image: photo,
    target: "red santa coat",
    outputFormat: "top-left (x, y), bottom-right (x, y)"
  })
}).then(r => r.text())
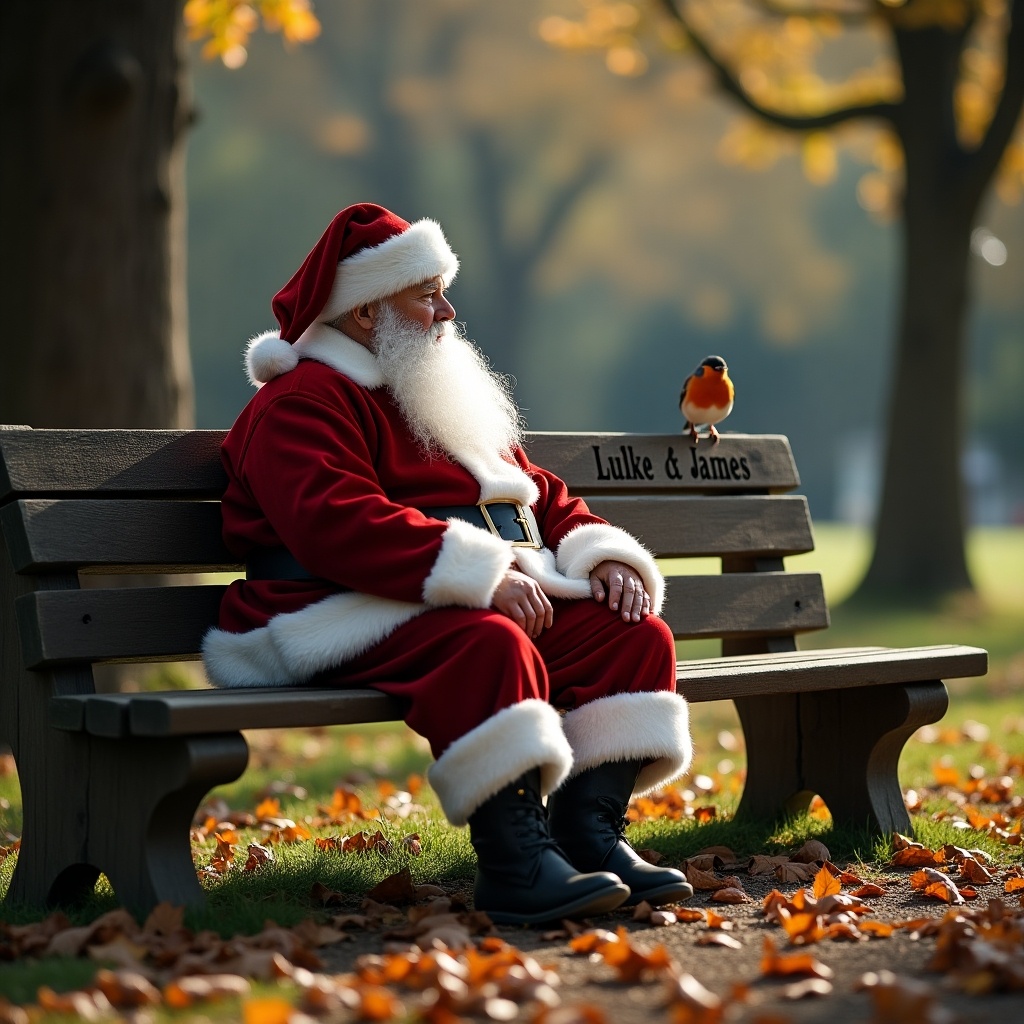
top-left (202, 326), bottom-right (665, 690)
top-left (201, 326), bottom-right (691, 824)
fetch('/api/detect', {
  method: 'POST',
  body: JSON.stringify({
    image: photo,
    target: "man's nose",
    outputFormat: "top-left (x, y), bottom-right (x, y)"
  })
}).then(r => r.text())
top-left (434, 295), bottom-right (456, 321)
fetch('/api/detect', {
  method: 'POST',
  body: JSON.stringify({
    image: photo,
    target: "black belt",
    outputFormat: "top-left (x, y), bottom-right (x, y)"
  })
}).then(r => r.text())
top-left (245, 500), bottom-right (538, 582)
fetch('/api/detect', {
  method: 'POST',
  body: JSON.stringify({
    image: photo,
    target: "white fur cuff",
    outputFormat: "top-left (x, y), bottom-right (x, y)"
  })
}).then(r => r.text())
top-left (555, 523), bottom-right (665, 613)
top-left (422, 518), bottom-right (514, 609)
top-left (561, 690), bottom-right (692, 798)
top-left (427, 699), bottom-right (573, 826)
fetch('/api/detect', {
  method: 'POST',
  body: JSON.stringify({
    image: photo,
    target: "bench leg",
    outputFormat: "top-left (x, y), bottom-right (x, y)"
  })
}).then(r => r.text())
top-left (7, 733), bottom-right (248, 912)
top-left (91, 733), bottom-right (250, 912)
top-left (732, 682), bottom-right (948, 836)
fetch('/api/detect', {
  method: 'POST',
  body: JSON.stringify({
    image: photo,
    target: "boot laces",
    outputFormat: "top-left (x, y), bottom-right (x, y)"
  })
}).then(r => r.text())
top-left (596, 796), bottom-right (629, 843)
top-left (512, 802), bottom-right (562, 855)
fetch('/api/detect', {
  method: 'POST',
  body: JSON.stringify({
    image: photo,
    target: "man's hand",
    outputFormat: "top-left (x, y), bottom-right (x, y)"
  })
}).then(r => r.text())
top-left (491, 569), bottom-right (554, 639)
top-left (590, 560), bottom-right (651, 622)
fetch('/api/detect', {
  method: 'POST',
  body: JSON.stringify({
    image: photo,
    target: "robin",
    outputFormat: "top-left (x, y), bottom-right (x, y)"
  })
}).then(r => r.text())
top-left (679, 355), bottom-right (734, 445)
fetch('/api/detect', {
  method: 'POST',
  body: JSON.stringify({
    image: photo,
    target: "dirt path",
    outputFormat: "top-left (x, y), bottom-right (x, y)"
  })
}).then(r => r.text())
top-left (317, 872), bottom-right (1024, 1023)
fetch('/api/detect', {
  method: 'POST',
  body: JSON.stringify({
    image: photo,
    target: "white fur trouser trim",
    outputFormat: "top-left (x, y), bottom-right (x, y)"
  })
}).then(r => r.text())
top-left (560, 690), bottom-right (692, 797)
top-left (427, 699), bottom-right (573, 826)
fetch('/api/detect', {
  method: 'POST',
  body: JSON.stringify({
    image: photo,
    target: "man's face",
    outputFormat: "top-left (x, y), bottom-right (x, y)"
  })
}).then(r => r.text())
top-left (383, 276), bottom-right (456, 337)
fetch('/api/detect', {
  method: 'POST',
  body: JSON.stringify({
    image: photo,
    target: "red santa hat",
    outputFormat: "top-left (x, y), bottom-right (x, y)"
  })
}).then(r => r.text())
top-left (247, 203), bottom-right (460, 382)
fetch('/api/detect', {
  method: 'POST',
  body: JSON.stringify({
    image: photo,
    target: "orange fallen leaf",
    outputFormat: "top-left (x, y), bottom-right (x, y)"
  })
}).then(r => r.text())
top-left (857, 920), bottom-right (895, 938)
top-left (891, 846), bottom-right (944, 868)
top-left (850, 883), bottom-right (886, 898)
top-left (909, 868), bottom-right (964, 904)
top-left (696, 931), bottom-right (742, 948)
top-left (711, 887), bottom-right (748, 904)
top-left (777, 908), bottom-right (825, 946)
top-left (759, 936), bottom-right (834, 979)
top-left (243, 996), bottom-right (296, 1024)
top-left (812, 865), bottom-right (841, 899)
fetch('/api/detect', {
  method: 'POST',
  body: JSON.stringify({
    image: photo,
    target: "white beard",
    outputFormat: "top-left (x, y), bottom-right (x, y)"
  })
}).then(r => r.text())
top-left (373, 304), bottom-right (524, 462)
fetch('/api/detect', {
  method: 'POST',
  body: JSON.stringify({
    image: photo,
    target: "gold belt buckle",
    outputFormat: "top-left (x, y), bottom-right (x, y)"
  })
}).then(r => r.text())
top-left (478, 500), bottom-right (540, 549)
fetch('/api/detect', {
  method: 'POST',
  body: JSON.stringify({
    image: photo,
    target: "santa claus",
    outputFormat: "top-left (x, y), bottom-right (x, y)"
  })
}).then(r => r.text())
top-left (203, 203), bottom-right (694, 924)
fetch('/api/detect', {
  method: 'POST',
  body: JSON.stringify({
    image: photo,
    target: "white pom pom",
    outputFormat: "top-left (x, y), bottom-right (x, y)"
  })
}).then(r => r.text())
top-left (245, 331), bottom-right (299, 385)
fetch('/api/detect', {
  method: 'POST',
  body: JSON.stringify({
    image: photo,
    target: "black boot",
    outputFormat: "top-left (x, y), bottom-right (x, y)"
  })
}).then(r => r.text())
top-left (468, 769), bottom-right (630, 925)
top-left (548, 760), bottom-right (694, 907)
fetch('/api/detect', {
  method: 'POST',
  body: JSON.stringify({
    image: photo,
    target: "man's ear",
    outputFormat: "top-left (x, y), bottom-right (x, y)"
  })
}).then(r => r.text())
top-left (350, 302), bottom-right (377, 331)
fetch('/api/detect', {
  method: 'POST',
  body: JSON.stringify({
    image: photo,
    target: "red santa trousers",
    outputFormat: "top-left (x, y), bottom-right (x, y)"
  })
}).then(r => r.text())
top-left (322, 597), bottom-right (692, 825)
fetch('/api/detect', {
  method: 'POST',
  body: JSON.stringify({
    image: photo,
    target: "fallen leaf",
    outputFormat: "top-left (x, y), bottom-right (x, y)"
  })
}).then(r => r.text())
top-left (791, 840), bottom-right (831, 864)
top-left (850, 883), bottom-right (886, 898)
top-left (94, 969), bottom-right (162, 1008)
top-left (636, 848), bottom-right (664, 865)
top-left (909, 868), bottom-right (965, 904)
top-left (748, 855), bottom-right (789, 875)
top-left (775, 862), bottom-right (816, 884)
top-left (242, 996), bottom-right (296, 1024)
top-left (784, 978), bottom-right (833, 999)
top-left (367, 868), bottom-right (419, 904)
top-left (695, 932), bottom-right (742, 949)
top-left (711, 887), bottom-right (748, 904)
top-left (244, 842), bottom-right (275, 872)
top-left (812, 865), bottom-right (841, 899)
top-left (163, 975), bottom-right (252, 1008)
top-left (684, 864), bottom-right (727, 891)
top-left (760, 937), bottom-right (834, 979)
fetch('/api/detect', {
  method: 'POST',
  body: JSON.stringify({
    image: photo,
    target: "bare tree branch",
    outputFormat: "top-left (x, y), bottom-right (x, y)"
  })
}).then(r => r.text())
top-left (963, 0), bottom-right (1024, 202)
top-left (657, 0), bottom-right (899, 130)
top-left (752, 0), bottom-right (872, 25)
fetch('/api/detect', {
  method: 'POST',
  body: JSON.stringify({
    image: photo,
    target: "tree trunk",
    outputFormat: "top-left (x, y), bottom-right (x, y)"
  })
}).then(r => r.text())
top-left (0, 0), bottom-right (193, 429)
top-left (857, 24), bottom-right (981, 603)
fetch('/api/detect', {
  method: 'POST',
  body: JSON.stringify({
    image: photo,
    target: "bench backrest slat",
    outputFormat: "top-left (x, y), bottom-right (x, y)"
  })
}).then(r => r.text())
top-left (1, 430), bottom-right (798, 499)
top-left (16, 574), bottom-right (828, 669)
top-left (2, 495), bottom-right (814, 572)
top-left (526, 433), bottom-right (799, 494)
top-left (2, 500), bottom-right (235, 572)
top-left (0, 430), bottom-right (228, 499)
top-left (583, 496), bottom-right (813, 557)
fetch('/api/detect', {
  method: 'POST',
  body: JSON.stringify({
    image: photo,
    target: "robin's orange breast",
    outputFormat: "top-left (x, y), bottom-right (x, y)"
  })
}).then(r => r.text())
top-left (687, 373), bottom-right (733, 410)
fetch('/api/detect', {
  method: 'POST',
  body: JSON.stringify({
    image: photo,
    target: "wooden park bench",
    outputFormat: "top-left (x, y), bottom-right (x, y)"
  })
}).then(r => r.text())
top-left (0, 426), bottom-right (987, 913)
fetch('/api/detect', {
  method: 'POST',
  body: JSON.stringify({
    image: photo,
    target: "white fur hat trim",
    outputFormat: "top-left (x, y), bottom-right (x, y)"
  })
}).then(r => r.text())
top-left (321, 219), bottom-right (459, 321)
top-left (246, 330), bottom-right (300, 386)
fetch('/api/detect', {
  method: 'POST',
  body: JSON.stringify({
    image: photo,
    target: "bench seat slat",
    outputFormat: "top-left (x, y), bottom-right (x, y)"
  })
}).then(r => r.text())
top-left (48, 645), bottom-right (986, 738)
top-left (2, 499), bottom-right (236, 573)
top-left (17, 572), bottom-right (829, 668)
top-left (676, 644), bottom-right (987, 701)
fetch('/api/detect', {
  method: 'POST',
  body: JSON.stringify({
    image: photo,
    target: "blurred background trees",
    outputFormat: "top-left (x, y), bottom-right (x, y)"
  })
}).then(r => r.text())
top-left (543, 0), bottom-right (1024, 600)
top-left (2, 0), bottom-right (1021, 608)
